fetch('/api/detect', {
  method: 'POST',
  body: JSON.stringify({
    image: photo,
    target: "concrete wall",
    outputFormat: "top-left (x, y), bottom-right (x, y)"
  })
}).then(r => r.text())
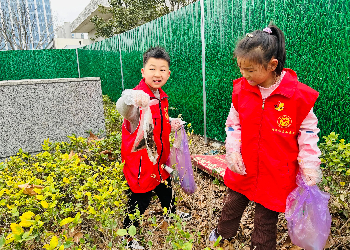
top-left (0, 77), bottom-right (105, 159)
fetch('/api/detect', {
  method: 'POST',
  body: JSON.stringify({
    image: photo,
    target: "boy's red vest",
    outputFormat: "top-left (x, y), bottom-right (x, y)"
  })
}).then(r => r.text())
top-left (121, 79), bottom-right (171, 193)
top-left (224, 69), bottom-right (319, 212)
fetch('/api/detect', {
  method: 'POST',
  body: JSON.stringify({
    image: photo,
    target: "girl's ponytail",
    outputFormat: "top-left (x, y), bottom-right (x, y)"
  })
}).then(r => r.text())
top-left (268, 25), bottom-right (286, 76)
top-left (234, 23), bottom-right (286, 76)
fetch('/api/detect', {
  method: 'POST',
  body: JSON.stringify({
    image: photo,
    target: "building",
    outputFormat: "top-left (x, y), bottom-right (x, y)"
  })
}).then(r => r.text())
top-left (0, 0), bottom-right (54, 50)
top-left (53, 22), bottom-right (91, 49)
top-left (70, 0), bottom-right (112, 42)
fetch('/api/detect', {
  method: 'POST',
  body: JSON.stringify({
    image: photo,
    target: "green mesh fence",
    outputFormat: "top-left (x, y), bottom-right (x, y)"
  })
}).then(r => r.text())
top-left (0, 0), bottom-right (349, 142)
top-left (0, 49), bottom-right (79, 80)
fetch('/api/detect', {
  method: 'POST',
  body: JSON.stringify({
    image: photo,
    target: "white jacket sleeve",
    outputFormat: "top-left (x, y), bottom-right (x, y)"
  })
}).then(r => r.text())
top-left (297, 108), bottom-right (323, 184)
top-left (225, 104), bottom-right (242, 153)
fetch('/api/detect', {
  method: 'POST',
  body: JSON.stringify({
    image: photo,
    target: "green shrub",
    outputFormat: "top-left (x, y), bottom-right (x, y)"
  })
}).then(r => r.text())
top-left (0, 95), bottom-right (127, 249)
top-left (319, 132), bottom-right (350, 217)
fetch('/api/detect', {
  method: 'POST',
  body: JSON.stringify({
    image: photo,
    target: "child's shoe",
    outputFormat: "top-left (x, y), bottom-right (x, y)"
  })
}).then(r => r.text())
top-left (177, 211), bottom-right (192, 221)
top-left (164, 211), bottom-right (192, 223)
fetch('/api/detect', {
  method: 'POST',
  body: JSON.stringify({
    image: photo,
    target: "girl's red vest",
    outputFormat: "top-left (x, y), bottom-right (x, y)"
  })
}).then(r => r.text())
top-left (121, 79), bottom-right (171, 193)
top-left (224, 69), bottom-right (319, 212)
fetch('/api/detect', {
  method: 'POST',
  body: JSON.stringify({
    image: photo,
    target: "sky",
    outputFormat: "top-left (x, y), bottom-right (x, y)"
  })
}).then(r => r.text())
top-left (50, 0), bottom-right (92, 28)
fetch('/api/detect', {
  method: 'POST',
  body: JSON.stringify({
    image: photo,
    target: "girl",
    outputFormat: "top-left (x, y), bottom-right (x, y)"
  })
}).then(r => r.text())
top-left (209, 25), bottom-right (323, 249)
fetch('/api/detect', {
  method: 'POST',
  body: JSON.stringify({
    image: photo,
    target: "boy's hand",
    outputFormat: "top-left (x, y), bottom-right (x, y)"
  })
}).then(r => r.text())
top-left (226, 152), bottom-right (246, 175)
top-left (123, 90), bottom-right (150, 108)
top-left (132, 90), bottom-right (150, 108)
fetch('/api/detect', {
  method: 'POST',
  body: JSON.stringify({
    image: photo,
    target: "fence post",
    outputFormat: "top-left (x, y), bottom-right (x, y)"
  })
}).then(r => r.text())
top-left (76, 48), bottom-right (81, 78)
top-left (118, 35), bottom-right (125, 90)
top-left (200, 0), bottom-right (207, 144)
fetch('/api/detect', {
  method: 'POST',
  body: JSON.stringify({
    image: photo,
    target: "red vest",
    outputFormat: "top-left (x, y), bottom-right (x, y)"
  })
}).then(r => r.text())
top-left (121, 79), bottom-right (171, 193)
top-left (224, 69), bottom-right (319, 212)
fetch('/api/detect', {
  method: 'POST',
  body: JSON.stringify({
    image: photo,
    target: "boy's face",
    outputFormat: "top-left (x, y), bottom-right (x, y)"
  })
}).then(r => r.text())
top-left (141, 58), bottom-right (170, 91)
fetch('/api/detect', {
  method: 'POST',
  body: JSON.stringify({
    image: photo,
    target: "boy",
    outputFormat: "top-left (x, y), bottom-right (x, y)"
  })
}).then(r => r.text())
top-left (116, 46), bottom-right (189, 249)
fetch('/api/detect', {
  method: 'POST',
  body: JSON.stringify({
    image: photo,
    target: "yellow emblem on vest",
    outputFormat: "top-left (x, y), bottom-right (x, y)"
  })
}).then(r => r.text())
top-left (274, 101), bottom-right (284, 111)
top-left (164, 107), bottom-right (169, 120)
top-left (277, 115), bottom-right (292, 128)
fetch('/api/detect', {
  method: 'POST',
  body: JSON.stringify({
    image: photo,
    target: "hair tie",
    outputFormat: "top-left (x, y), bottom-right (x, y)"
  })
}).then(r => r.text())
top-left (246, 33), bottom-right (253, 38)
top-left (263, 27), bottom-right (272, 34)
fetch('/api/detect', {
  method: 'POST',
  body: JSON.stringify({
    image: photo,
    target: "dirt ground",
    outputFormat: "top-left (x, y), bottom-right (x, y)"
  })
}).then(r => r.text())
top-left (139, 134), bottom-right (349, 250)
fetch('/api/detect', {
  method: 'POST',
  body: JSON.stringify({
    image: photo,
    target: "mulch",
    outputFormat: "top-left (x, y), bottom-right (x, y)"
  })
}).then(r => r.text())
top-left (138, 134), bottom-right (349, 249)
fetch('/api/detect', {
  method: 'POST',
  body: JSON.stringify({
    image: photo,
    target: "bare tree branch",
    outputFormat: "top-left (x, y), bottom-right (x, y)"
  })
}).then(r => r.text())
top-left (0, 0), bottom-right (54, 50)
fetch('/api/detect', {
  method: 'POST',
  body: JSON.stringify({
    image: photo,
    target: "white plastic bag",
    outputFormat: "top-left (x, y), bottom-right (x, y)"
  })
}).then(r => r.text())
top-left (132, 99), bottom-right (159, 164)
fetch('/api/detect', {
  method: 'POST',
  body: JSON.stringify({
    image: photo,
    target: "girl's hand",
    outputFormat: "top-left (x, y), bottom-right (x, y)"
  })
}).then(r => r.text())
top-left (301, 168), bottom-right (322, 186)
top-left (225, 152), bottom-right (246, 175)
top-left (171, 118), bottom-right (183, 131)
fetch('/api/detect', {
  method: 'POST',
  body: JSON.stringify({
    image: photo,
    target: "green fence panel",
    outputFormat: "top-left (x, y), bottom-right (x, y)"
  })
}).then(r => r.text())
top-left (204, 0), bottom-right (350, 141)
top-left (0, 49), bottom-right (79, 81)
top-left (78, 37), bottom-right (123, 102)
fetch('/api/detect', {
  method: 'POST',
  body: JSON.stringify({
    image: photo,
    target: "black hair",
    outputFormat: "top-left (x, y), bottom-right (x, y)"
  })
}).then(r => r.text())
top-left (143, 46), bottom-right (170, 67)
top-left (234, 24), bottom-right (286, 76)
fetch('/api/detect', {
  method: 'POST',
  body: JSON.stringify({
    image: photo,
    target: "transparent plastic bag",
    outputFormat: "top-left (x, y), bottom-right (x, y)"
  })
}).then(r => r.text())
top-left (166, 127), bottom-right (197, 194)
top-left (132, 99), bottom-right (159, 164)
top-left (285, 172), bottom-right (331, 250)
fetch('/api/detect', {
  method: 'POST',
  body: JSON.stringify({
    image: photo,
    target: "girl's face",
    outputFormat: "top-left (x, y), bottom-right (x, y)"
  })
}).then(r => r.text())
top-left (237, 57), bottom-right (278, 88)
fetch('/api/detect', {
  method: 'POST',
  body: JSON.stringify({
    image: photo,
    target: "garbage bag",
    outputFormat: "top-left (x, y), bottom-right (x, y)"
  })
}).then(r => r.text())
top-left (131, 99), bottom-right (159, 164)
top-left (166, 127), bottom-right (197, 194)
top-left (285, 172), bottom-right (331, 250)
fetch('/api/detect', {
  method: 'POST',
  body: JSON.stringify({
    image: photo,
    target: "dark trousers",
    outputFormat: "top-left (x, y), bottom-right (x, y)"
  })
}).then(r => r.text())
top-left (217, 188), bottom-right (279, 250)
top-left (123, 178), bottom-right (176, 228)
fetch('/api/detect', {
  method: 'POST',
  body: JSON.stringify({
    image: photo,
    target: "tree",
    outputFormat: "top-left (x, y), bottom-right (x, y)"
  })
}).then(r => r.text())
top-left (0, 0), bottom-right (54, 50)
top-left (91, 0), bottom-right (198, 39)
top-left (168, 0), bottom-right (198, 12)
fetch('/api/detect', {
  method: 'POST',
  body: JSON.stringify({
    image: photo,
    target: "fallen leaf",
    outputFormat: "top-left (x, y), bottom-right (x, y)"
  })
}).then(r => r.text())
top-left (100, 150), bottom-right (116, 160)
top-left (18, 183), bottom-right (44, 196)
top-left (160, 221), bottom-right (168, 232)
top-left (68, 150), bottom-right (75, 159)
top-left (282, 235), bottom-right (291, 247)
top-left (73, 232), bottom-right (84, 244)
top-left (324, 235), bottom-right (335, 248)
top-left (87, 132), bottom-right (102, 143)
top-left (289, 245), bottom-right (302, 250)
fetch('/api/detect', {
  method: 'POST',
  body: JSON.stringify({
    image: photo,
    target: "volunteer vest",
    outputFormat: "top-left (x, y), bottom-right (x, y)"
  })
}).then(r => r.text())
top-left (121, 79), bottom-right (171, 193)
top-left (224, 69), bottom-right (319, 212)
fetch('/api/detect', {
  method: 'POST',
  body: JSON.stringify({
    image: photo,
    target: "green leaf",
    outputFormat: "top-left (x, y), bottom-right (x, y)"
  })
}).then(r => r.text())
top-left (0, 236), bottom-right (5, 247)
top-left (116, 229), bottom-right (127, 236)
top-left (73, 212), bottom-right (81, 224)
top-left (128, 225), bottom-right (136, 237)
top-left (182, 242), bottom-right (192, 250)
top-left (214, 235), bottom-right (222, 247)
